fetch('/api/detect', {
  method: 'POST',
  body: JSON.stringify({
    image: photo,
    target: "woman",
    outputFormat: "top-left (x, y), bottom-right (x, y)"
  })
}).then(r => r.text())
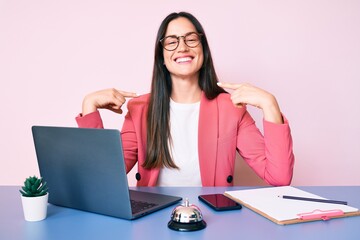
top-left (76, 12), bottom-right (295, 187)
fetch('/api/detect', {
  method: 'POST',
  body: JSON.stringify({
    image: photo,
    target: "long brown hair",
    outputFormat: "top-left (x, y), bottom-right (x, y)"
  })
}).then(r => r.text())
top-left (144, 12), bottom-right (226, 169)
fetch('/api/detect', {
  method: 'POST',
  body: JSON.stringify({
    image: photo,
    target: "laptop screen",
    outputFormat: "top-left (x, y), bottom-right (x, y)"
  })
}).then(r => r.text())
top-left (32, 126), bottom-right (181, 219)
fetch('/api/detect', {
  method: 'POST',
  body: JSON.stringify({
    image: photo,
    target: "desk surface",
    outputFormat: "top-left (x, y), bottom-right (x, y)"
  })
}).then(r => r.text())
top-left (1, 186), bottom-right (360, 240)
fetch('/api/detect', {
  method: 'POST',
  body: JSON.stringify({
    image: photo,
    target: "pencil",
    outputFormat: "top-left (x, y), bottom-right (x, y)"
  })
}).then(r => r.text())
top-left (279, 195), bottom-right (348, 205)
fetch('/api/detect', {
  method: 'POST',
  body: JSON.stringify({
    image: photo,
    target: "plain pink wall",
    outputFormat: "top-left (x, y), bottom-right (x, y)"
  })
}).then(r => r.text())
top-left (1, 1), bottom-right (359, 186)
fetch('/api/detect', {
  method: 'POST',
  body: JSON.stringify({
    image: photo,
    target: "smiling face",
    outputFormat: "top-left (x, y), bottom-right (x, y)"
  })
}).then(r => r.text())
top-left (163, 17), bottom-right (204, 81)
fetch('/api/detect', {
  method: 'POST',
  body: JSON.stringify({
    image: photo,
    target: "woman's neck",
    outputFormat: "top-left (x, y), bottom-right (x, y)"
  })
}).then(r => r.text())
top-left (170, 76), bottom-right (201, 103)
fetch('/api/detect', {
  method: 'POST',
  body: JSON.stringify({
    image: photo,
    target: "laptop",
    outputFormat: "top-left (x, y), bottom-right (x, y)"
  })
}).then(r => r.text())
top-left (31, 126), bottom-right (182, 220)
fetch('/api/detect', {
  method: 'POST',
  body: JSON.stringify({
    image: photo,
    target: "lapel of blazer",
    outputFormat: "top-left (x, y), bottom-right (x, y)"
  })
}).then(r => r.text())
top-left (198, 92), bottom-right (219, 186)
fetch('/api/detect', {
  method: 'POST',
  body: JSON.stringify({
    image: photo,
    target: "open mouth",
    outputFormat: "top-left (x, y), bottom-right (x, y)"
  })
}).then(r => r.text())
top-left (175, 56), bottom-right (193, 63)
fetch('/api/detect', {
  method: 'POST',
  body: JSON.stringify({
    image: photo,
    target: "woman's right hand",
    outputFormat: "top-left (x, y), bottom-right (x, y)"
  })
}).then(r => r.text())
top-left (82, 88), bottom-right (137, 116)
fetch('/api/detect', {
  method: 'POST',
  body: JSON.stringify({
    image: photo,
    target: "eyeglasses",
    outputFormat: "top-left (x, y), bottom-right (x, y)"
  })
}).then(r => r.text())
top-left (160, 32), bottom-right (203, 51)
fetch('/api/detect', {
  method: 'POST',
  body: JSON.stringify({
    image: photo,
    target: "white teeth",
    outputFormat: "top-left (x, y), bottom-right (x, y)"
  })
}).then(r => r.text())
top-left (176, 57), bottom-right (192, 63)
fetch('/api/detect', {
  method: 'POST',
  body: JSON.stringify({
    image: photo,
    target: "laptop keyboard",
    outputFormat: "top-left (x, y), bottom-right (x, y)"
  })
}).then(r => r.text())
top-left (131, 200), bottom-right (158, 214)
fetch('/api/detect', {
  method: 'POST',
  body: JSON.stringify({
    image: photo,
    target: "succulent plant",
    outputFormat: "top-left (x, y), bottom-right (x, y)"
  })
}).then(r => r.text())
top-left (19, 176), bottom-right (48, 197)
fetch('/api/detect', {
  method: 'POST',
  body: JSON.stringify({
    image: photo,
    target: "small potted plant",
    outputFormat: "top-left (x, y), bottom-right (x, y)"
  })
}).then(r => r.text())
top-left (20, 176), bottom-right (49, 221)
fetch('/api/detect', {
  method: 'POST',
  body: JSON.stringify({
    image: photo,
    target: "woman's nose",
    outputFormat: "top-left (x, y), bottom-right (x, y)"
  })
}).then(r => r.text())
top-left (177, 37), bottom-right (188, 51)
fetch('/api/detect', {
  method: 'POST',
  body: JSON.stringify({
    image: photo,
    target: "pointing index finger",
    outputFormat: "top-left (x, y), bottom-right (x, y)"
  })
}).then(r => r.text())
top-left (118, 90), bottom-right (138, 98)
top-left (217, 82), bottom-right (242, 90)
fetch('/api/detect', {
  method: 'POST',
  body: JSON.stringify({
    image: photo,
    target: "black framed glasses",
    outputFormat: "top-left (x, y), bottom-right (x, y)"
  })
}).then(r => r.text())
top-left (160, 32), bottom-right (203, 51)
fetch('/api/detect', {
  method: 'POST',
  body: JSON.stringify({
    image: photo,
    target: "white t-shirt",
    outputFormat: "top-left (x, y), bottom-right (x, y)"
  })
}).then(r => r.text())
top-left (157, 99), bottom-right (202, 186)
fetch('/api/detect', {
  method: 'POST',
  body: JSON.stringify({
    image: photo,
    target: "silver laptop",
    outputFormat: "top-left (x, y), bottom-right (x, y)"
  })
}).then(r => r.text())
top-left (31, 126), bottom-right (182, 220)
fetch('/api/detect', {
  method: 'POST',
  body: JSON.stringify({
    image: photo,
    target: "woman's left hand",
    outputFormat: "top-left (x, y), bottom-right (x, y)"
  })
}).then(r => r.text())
top-left (217, 82), bottom-right (284, 124)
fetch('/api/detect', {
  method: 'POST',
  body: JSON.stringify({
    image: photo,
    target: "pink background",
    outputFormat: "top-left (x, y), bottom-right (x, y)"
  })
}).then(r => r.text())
top-left (1, 1), bottom-right (359, 186)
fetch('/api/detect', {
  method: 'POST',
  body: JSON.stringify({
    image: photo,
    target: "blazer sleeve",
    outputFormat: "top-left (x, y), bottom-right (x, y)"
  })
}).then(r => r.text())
top-left (75, 111), bottom-right (104, 128)
top-left (121, 109), bottom-right (139, 173)
top-left (237, 112), bottom-right (295, 186)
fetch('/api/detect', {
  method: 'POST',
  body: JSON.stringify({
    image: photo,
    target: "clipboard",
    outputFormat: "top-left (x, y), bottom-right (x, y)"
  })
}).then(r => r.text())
top-left (224, 186), bottom-right (360, 225)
